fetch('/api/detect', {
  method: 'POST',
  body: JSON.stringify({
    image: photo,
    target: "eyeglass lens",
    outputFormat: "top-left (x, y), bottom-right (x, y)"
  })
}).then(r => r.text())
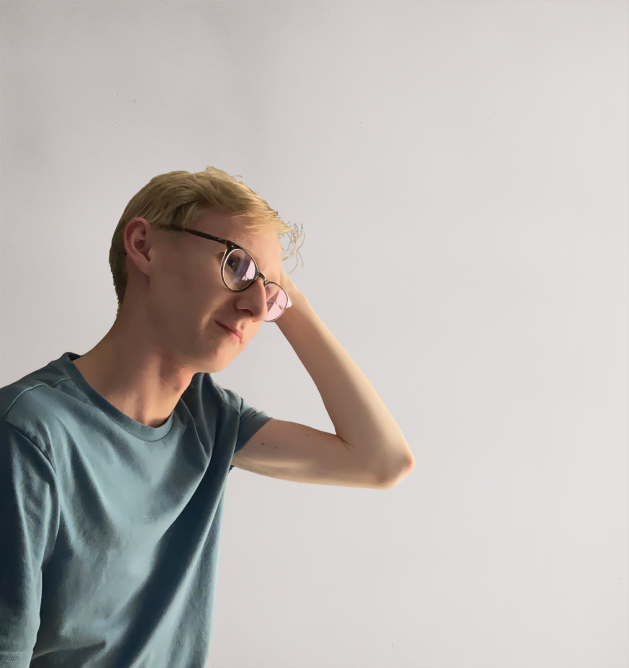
top-left (223, 249), bottom-right (289, 322)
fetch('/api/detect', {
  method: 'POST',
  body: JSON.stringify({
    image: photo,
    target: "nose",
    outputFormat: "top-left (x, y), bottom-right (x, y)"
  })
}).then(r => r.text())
top-left (237, 277), bottom-right (268, 321)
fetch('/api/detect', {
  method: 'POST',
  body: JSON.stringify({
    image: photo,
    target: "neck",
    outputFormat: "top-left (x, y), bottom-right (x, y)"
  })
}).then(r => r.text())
top-left (73, 317), bottom-right (194, 428)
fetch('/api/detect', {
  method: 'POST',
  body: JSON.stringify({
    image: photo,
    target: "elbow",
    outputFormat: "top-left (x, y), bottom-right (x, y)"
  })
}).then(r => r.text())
top-left (379, 455), bottom-right (415, 490)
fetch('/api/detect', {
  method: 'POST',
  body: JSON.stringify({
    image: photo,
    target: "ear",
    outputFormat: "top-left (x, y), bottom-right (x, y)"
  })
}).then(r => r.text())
top-left (124, 218), bottom-right (163, 279)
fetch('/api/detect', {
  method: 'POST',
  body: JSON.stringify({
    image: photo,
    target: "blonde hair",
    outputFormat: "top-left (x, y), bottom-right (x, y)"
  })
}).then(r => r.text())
top-left (109, 166), bottom-right (304, 318)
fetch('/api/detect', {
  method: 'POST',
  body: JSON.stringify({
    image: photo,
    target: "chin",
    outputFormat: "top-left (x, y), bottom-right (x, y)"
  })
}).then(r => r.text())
top-left (198, 350), bottom-right (234, 375)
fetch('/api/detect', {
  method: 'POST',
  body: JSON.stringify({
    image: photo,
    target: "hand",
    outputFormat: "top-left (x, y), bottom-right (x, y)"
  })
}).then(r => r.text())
top-left (279, 264), bottom-right (300, 299)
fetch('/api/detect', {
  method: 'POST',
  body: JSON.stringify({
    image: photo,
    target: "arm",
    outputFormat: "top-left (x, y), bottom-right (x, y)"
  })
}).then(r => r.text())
top-left (274, 268), bottom-right (414, 487)
top-left (0, 423), bottom-right (58, 666)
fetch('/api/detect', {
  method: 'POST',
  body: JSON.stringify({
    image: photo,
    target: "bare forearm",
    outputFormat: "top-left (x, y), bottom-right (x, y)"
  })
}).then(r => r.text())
top-left (276, 289), bottom-right (414, 481)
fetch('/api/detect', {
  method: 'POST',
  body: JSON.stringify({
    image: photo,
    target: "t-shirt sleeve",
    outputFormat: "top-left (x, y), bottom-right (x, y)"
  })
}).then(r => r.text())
top-left (0, 421), bottom-right (59, 667)
top-left (229, 395), bottom-right (273, 472)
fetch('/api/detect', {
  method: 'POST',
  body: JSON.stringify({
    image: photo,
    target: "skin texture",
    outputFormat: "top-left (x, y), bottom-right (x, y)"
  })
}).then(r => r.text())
top-left (73, 210), bottom-right (293, 428)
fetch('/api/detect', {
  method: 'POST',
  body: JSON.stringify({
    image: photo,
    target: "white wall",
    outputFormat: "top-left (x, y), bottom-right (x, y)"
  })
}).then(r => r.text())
top-left (1, 2), bottom-right (627, 666)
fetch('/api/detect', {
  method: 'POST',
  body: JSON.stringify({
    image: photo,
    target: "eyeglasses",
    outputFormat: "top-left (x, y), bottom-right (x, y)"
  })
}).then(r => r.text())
top-left (170, 225), bottom-right (292, 322)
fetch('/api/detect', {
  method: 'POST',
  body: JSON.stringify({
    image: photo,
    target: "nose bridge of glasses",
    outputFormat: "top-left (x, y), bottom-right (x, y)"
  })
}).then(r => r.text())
top-left (240, 248), bottom-right (269, 287)
top-left (222, 251), bottom-right (287, 321)
top-left (225, 246), bottom-right (282, 300)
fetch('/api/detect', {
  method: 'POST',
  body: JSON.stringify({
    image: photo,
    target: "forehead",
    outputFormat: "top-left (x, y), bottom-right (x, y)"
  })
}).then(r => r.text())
top-left (192, 209), bottom-right (283, 282)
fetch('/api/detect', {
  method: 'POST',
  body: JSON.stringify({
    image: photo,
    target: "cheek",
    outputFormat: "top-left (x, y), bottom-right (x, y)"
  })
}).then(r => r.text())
top-left (156, 257), bottom-right (194, 306)
top-left (185, 265), bottom-right (222, 308)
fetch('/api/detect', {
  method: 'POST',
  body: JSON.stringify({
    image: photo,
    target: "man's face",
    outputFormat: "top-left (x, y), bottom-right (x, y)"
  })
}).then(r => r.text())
top-left (126, 209), bottom-right (284, 374)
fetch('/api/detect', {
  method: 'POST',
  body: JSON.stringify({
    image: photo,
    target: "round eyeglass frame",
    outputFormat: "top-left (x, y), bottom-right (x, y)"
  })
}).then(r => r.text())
top-left (169, 225), bottom-right (292, 322)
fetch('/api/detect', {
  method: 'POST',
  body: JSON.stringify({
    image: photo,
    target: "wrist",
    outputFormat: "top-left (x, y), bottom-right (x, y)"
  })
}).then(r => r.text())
top-left (275, 287), bottom-right (309, 328)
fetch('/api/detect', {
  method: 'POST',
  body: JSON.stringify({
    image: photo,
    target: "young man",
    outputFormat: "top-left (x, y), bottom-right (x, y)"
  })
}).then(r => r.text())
top-left (0, 172), bottom-right (414, 667)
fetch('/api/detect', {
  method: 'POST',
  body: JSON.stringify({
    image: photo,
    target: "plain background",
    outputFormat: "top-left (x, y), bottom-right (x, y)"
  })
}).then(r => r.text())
top-left (1, 1), bottom-right (627, 667)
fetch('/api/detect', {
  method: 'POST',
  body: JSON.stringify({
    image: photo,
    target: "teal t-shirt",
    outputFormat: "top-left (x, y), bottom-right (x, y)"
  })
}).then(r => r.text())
top-left (0, 352), bottom-right (272, 667)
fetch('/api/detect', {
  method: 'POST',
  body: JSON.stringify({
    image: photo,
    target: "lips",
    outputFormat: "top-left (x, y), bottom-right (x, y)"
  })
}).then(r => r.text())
top-left (215, 321), bottom-right (243, 342)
